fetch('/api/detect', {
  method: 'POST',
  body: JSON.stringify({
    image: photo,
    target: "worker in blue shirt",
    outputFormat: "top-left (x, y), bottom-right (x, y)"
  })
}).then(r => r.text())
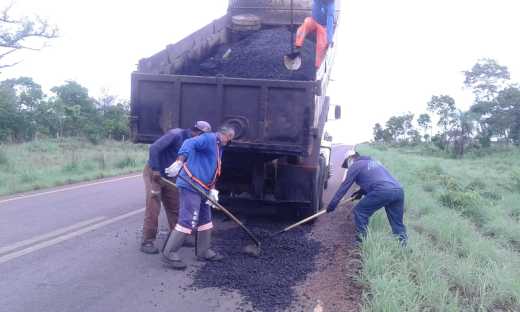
top-left (140, 121), bottom-right (212, 254)
top-left (327, 150), bottom-right (408, 245)
top-left (162, 126), bottom-right (235, 270)
top-left (295, 0), bottom-right (335, 68)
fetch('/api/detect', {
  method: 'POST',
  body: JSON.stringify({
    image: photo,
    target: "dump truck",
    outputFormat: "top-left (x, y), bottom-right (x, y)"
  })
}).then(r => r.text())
top-left (130, 0), bottom-right (342, 218)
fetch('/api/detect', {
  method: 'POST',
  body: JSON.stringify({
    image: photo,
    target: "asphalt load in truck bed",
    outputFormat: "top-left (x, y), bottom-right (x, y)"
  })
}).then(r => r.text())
top-left (190, 218), bottom-right (321, 312)
top-left (179, 27), bottom-right (317, 81)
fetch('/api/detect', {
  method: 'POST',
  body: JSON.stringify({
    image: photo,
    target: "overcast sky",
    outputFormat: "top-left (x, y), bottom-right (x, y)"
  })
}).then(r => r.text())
top-left (3, 0), bottom-right (520, 144)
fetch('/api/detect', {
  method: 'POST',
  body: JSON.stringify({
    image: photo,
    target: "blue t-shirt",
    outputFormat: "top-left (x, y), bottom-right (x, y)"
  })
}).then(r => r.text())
top-left (176, 133), bottom-right (222, 193)
top-left (329, 156), bottom-right (402, 209)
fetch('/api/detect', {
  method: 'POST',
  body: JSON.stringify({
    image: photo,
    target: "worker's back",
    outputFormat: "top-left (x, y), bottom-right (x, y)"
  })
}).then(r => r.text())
top-left (351, 156), bottom-right (402, 193)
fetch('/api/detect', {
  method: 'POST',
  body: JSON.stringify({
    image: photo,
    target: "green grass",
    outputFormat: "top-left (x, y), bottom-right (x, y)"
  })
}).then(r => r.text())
top-left (0, 138), bottom-right (147, 196)
top-left (356, 144), bottom-right (520, 312)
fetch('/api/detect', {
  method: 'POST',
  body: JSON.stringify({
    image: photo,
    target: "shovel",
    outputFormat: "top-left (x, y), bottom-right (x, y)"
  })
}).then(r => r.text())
top-left (161, 176), bottom-right (262, 257)
top-left (283, 0), bottom-right (302, 71)
top-left (273, 196), bottom-right (357, 236)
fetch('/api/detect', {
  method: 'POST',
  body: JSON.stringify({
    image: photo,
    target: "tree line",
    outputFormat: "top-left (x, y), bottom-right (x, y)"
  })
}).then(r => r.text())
top-left (372, 59), bottom-right (520, 157)
top-left (0, 78), bottom-right (130, 144)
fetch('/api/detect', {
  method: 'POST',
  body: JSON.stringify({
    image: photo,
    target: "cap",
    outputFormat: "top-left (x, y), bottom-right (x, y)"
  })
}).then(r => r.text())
top-left (194, 121), bottom-right (212, 133)
top-left (347, 149), bottom-right (357, 157)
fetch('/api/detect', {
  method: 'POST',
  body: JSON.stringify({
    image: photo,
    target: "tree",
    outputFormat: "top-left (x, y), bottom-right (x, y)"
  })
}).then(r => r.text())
top-left (0, 4), bottom-right (58, 69)
top-left (50, 81), bottom-right (101, 140)
top-left (373, 123), bottom-right (385, 142)
top-left (427, 95), bottom-right (457, 150)
top-left (450, 110), bottom-right (475, 157)
top-left (464, 58), bottom-right (510, 102)
top-left (417, 113), bottom-right (431, 141)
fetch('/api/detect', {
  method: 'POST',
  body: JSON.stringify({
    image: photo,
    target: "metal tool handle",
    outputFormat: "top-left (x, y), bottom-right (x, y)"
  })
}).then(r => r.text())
top-left (161, 176), bottom-right (261, 247)
top-left (290, 0), bottom-right (294, 53)
top-left (274, 197), bottom-right (356, 236)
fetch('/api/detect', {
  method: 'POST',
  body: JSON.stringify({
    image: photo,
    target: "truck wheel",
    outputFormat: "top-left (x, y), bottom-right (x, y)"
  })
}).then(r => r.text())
top-left (300, 156), bottom-right (326, 219)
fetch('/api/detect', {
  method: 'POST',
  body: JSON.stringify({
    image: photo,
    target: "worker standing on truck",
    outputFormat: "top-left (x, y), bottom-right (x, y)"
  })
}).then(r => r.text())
top-left (140, 121), bottom-right (212, 254)
top-left (294, 0), bottom-right (335, 68)
top-left (326, 150), bottom-right (408, 245)
top-left (162, 126), bottom-right (236, 270)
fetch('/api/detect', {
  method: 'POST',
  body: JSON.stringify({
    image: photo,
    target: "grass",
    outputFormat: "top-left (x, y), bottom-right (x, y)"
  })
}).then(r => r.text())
top-left (0, 138), bottom-right (147, 196)
top-left (356, 144), bottom-right (520, 312)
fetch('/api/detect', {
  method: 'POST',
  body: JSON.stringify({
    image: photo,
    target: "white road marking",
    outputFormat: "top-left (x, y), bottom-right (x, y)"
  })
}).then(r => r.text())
top-left (0, 174), bottom-right (141, 205)
top-left (0, 207), bottom-right (145, 265)
top-left (0, 216), bottom-right (106, 256)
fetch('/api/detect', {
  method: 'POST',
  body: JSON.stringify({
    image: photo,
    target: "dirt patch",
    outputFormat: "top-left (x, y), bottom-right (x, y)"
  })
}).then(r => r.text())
top-left (179, 27), bottom-right (316, 81)
top-left (294, 201), bottom-right (363, 312)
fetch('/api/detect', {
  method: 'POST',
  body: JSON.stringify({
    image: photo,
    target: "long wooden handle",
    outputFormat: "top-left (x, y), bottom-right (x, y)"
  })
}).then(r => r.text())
top-left (161, 177), bottom-right (261, 247)
top-left (274, 197), bottom-right (356, 236)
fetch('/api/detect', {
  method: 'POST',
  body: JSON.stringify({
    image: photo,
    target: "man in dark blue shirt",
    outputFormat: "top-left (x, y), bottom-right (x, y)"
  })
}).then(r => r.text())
top-left (327, 151), bottom-right (408, 245)
top-left (140, 121), bottom-right (211, 254)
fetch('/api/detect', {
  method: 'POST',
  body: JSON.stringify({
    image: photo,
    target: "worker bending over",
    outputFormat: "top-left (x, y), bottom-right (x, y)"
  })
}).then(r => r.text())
top-left (327, 150), bottom-right (408, 245)
top-left (295, 0), bottom-right (335, 68)
top-left (140, 121), bottom-right (212, 254)
top-left (162, 126), bottom-right (236, 269)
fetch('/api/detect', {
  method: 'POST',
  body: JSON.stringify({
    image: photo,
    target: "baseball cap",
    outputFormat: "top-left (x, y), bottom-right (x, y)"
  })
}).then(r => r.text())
top-left (194, 121), bottom-right (212, 133)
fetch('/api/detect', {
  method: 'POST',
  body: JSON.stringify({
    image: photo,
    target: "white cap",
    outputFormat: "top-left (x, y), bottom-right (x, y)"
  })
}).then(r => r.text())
top-left (194, 121), bottom-right (212, 133)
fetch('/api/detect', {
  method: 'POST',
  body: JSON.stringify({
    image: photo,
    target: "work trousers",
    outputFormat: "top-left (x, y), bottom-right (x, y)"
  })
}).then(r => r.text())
top-left (295, 17), bottom-right (328, 68)
top-left (174, 188), bottom-right (213, 235)
top-left (142, 164), bottom-right (180, 241)
top-left (354, 188), bottom-right (408, 243)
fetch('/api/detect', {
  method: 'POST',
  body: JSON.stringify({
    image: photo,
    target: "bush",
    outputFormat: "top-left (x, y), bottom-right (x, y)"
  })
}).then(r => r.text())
top-left (465, 178), bottom-right (486, 191)
top-left (439, 191), bottom-right (480, 210)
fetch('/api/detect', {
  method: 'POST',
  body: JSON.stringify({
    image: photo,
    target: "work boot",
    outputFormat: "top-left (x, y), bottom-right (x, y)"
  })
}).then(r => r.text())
top-left (196, 230), bottom-right (224, 261)
top-left (140, 239), bottom-right (159, 254)
top-left (162, 231), bottom-right (187, 270)
top-left (183, 235), bottom-right (196, 247)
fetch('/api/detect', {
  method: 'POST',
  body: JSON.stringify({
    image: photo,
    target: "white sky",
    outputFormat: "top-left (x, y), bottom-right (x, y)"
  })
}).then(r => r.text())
top-left (3, 0), bottom-right (520, 144)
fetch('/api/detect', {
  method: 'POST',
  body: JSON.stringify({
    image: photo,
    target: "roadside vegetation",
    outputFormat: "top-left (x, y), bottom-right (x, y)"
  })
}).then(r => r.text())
top-left (0, 138), bottom-right (147, 196)
top-left (357, 144), bottom-right (520, 311)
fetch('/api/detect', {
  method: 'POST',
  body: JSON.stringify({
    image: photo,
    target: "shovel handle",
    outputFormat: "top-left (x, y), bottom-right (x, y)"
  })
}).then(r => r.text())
top-left (161, 176), bottom-right (261, 247)
top-left (274, 196), bottom-right (357, 236)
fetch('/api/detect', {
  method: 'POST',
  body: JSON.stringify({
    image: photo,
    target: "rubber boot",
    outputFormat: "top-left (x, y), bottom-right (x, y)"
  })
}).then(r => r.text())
top-left (196, 230), bottom-right (224, 261)
top-left (162, 231), bottom-right (187, 270)
top-left (183, 234), bottom-right (196, 247)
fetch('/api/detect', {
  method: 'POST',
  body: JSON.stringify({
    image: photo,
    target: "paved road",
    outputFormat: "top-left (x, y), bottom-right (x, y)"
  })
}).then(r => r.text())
top-left (0, 145), bottom-right (351, 312)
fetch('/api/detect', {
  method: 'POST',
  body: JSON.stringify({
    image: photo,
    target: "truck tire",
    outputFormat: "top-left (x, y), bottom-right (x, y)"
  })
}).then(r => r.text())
top-left (300, 155), bottom-right (326, 219)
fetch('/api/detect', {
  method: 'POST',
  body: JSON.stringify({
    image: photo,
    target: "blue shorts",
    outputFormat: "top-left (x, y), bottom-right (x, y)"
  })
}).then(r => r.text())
top-left (174, 188), bottom-right (213, 234)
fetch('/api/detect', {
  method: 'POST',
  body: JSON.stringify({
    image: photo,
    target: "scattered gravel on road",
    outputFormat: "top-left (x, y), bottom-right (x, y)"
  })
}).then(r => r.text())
top-left (179, 27), bottom-right (316, 81)
top-left (190, 217), bottom-right (321, 312)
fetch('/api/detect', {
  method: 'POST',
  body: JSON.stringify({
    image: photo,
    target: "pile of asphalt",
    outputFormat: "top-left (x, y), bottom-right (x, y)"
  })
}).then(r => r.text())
top-left (179, 27), bottom-right (316, 81)
top-left (190, 218), bottom-right (321, 312)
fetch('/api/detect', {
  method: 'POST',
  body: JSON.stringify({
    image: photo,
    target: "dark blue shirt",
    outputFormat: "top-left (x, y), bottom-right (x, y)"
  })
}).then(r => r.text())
top-left (312, 0), bottom-right (335, 43)
top-left (148, 128), bottom-right (191, 176)
top-left (176, 133), bottom-right (223, 193)
top-left (329, 156), bottom-right (402, 209)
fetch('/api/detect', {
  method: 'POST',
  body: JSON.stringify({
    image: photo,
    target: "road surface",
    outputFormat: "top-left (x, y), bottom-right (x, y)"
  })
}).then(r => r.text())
top-left (0, 145), bottom-right (355, 312)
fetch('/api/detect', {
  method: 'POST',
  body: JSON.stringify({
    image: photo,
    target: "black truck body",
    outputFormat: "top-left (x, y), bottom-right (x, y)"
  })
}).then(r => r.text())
top-left (130, 0), bottom-right (341, 217)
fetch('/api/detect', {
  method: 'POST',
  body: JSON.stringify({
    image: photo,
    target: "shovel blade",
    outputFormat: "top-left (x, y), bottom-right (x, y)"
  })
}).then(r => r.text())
top-left (284, 54), bottom-right (302, 71)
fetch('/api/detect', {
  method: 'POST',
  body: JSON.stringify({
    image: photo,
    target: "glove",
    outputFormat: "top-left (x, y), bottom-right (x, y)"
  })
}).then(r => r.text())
top-left (352, 189), bottom-right (365, 200)
top-left (151, 171), bottom-right (162, 182)
top-left (165, 160), bottom-right (183, 178)
top-left (206, 189), bottom-right (219, 208)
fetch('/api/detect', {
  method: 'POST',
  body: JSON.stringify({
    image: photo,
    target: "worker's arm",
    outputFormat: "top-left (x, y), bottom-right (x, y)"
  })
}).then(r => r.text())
top-left (148, 130), bottom-right (180, 171)
top-left (326, 1), bottom-right (335, 45)
top-left (177, 134), bottom-right (211, 160)
top-left (327, 162), bottom-right (361, 212)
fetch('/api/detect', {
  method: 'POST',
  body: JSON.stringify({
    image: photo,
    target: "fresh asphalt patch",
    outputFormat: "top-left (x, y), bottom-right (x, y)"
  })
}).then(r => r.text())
top-left (190, 216), bottom-right (321, 312)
